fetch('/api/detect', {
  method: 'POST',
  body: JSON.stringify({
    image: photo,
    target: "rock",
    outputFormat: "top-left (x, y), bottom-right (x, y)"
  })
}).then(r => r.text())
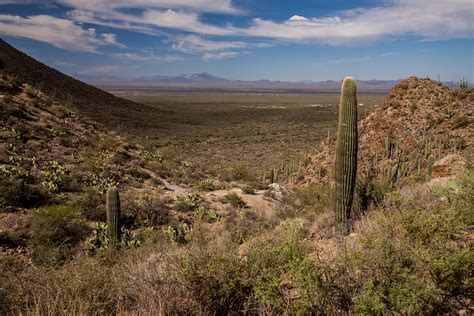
top-left (400, 154), bottom-right (468, 199)
top-left (431, 154), bottom-right (468, 178)
top-left (267, 183), bottom-right (291, 201)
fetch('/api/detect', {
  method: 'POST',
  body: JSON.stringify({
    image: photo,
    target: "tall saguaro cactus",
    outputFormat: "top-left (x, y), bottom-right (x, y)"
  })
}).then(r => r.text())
top-left (106, 186), bottom-right (121, 247)
top-left (334, 77), bottom-right (358, 223)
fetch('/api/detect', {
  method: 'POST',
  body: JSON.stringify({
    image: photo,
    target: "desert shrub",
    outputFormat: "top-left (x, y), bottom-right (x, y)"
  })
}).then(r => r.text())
top-left (1, 256), bottom-right (120, 315)
top-left (0, 165), bottom-right (33, 181)
top-left (175, 193), bottom-right (202, 212)
top-left (350, 177), bottom-right (473, 314)
top-left (58, 135), bottom-right (73, 147)
top-left (231, 164), bottom-right (253, 181)
top-left (198, 179), bottom-right (217, 191)
top-left (452, 115), bottom-right (470, 129)
top-left (224, 208), bottom-right (269, 244)
top-left (140, 148), bottom-right (163, 162)
top-left (9, 126), bottom-right (27, 142)
top-left (178, 241), bottom-right (252, 314)
top-left (224, 192), bottom-right (247, 208)
top-left (75, 188), bottom-right (104, 221)
top-left (41, 160), bottom-right (66, 193)
top-left (164, 222), bottom-right (192, 244)
top-left (3, 92), bottom-right (12, 103)
top-left (390, 100), bottom-right (401, 109)
top-left (124, 194), bottom-right (169, 227)
top-left (173, 218), bottom-right (314, 314)
top-left (83, 173), bottom-right (119, 194)
top-left (0, 257), bottom-right (27, 314)
top-left (125, 166), bottom-right (150, 183)
top-left (242, 182), bottom-right (260, 194)
top-left (112, 150), bottom-right (131, 164)
top-left (30, 205), bottom-right (89, 265)
top-left (84, 222), bottom-right (139, 255)
top-left (0, 178), bottom-right (49, 208)
top-left (194, 207), bottom-right (219, 223)
top-left (296, 183), bottom-right (330, 213)
top-left (354, 171), bottom-right (385, 217)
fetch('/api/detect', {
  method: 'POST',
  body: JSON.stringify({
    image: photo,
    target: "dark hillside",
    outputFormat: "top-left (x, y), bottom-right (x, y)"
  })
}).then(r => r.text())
top-left (0, 39), bottom-right (162, 135)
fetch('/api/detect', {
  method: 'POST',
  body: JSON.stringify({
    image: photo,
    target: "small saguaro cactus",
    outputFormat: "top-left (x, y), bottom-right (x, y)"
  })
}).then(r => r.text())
top-left (334, 77), bottom-right (358, 223)
top-left (106, 186), bottom-right (121, 247)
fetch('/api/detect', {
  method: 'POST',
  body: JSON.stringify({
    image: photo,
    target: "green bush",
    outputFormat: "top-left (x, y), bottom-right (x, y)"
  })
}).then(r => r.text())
top-left (125, 166), bottom-right (150, 183)
top-left (164, 222), bottom-right (192, 244)
top-left (198, 179), bottom-right (217, 191)
top-left (112, 150), bottom-right (131, 164)
top-left (175, 193), bottom-right (202, 212)
top-left (231, 164), bottom-right (253, 181)
top-left (242, 183), bottom-right (258, 195)
top-left (351, 178), bottom-right (473, 313)
top-left (124, 194), bottom-right (169, 227)
top-left (84, 222), bottom-right (139, 255)
top-left (224, 192), bottom-right (247, 208)
top-left (31, 205), bottom-right (89, 265)
top-left (296, 183), bottom-right (330, 213)
top-left (82, 173), bottom-right (119, 194)
top-left (75, 189), bottom-right (104, 221)
top-left (0, 178), bottom-right (49, 208)
top-left (41, 160), bottom-right (66, 193)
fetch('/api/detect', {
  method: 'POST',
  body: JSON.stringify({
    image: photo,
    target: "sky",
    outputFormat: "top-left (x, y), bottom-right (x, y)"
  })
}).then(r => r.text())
top-left (0, 0), bottom-right (473, 82)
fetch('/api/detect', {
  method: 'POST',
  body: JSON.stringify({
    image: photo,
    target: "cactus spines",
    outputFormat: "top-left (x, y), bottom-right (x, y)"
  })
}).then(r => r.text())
top-left (334, 77), bottom-right (358, 223)
top-left (106, 186), bottom-right (121, 247)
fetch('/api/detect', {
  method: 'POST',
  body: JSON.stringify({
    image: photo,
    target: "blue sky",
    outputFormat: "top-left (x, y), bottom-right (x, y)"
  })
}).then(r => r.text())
top-left (0, 0), bottom-right (473, 81)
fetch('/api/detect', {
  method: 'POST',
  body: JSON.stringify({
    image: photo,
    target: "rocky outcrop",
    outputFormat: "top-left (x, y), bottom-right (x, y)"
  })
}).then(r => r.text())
top-left (300, 77), bottom-right (473, 185)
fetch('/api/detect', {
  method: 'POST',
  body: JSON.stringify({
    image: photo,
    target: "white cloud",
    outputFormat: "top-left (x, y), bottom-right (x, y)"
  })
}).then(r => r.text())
top-left (115, 52), bottom-right (185, 62)
top-left (172, 35), bottom-right (247, 53)
top-left (202, 51), bottom-right (239, 61)
top-left (2, 0), bottom-right (472, 49)
top-left (100, 33), bottom-right (126, 48)
top-left (244, 0), bottom-right (474, 44)
top-left (288, 15), bottom-right (308, 22)
top-left (64, 0), bottom-right (473, 45)
top-left (57, 0), bottom-right (239, 14)
top-left (67, 8), bottom-right (237, 36)
top-left (0, 14), bottom-right (122, 52)
top-left (141, 9), bottom-right (235, 35)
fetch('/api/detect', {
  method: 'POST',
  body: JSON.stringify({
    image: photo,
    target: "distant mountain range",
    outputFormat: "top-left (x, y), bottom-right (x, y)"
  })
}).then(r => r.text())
top-left (75, 72), bottom-right (405, 93)
top-left (75, 72), bottom-right (463, 93)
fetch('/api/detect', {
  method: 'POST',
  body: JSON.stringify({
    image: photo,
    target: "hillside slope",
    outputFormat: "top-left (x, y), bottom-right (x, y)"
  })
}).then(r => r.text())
top-left (0, 39), bottom-right (163, 135)
top-left (0, 70), bottom-right (472, 314)
top-left (300, 76), bottom-right (473, 185)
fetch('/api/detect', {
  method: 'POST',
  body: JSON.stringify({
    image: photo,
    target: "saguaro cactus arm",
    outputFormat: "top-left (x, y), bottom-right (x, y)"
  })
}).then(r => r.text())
top-left (334, 77), bottom-right (358, 222)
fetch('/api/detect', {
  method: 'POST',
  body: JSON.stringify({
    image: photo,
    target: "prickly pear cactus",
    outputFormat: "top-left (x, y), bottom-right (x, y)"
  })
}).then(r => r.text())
top-left (334, 77), bottom-right (358, 223)
top-left (106, 186), bottom-right (121, 247)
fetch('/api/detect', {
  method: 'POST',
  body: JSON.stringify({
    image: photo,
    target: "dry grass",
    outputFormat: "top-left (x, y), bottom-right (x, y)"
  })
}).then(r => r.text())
top-left (1, 172), bottom-right (471, 314)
